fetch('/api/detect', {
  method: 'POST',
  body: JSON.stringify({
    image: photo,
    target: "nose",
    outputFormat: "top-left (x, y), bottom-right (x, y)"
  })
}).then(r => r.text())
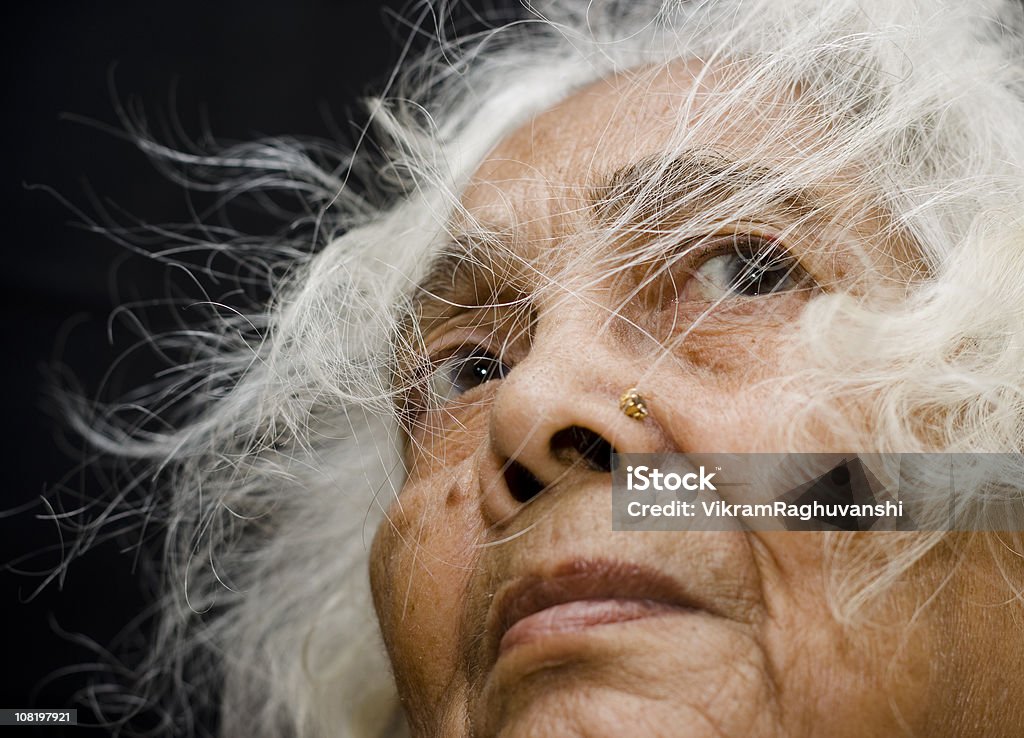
top-left (478, 332), bottom-right (665, 525)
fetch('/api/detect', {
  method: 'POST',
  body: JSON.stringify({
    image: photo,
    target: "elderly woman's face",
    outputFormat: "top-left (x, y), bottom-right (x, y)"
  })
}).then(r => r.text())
top-left (370, 63), bottom-right (1020, 737)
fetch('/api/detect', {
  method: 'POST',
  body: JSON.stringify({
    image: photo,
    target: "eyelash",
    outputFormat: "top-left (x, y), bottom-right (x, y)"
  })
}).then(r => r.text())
top-left (398, 341), bottom-right (512, 425)
top-left (428, 347), bottom-right (510, 403)
top-left (676, 232), bottom-right (809, 300)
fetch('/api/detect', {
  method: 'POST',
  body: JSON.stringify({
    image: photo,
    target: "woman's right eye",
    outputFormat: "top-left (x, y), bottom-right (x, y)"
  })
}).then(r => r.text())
top-left (428, 348), bottom-right (510, 404)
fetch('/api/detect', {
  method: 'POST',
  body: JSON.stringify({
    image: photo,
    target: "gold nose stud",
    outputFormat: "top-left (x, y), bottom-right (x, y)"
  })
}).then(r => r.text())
top-left (619, 387), bottom-right (648, 420)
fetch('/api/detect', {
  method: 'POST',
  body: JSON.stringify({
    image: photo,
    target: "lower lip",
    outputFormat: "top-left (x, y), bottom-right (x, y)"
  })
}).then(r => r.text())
top-left (499, 599), bottom-right (682, 655)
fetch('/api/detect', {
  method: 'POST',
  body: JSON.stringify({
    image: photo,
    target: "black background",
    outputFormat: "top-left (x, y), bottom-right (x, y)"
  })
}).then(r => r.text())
top-left (1, 1), bottom-right (515, 733)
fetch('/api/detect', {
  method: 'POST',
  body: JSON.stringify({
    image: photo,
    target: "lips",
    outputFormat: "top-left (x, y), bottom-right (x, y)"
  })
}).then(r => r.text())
top-left (491, 559), bottom-right (698, 657)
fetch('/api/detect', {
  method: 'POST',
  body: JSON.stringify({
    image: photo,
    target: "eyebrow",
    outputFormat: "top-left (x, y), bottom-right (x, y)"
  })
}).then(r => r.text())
top-left (589, 149), bottom-right (827, 229)
top-left (414, 230), bottom-right (519, 310)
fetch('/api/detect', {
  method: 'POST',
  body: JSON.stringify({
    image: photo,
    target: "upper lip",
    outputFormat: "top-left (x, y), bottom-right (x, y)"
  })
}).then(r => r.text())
top-left (487, 558), bottom-right (699, 657)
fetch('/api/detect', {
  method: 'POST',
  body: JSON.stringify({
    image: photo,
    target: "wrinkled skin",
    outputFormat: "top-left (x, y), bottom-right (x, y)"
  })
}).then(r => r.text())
top-left (370, 62), bottom-right (1024, 737)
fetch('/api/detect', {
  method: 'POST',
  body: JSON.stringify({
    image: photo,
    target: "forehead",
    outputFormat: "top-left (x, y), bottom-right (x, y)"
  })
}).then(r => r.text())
top-left (457, 59), bottom-right (816, 233)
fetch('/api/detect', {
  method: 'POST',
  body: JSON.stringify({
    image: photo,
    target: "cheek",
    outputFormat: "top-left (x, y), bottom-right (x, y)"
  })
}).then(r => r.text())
top-left (667, 323), bottom-right (850, 453)
top-left (655, 355), bottom-right (805, 454)
top-left (677, 311), bottom-right (807, 379)
top-left (750, 533), bottom-right (945, 735)
top-left (369, 455), bottom-right (486, 711)
top-left (405, 392), bottom-right (495, 476)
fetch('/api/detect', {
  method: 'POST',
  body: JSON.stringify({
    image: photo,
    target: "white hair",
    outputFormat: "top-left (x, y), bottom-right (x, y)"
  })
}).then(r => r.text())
top-left (69, 0), bottom-right (1024, 735)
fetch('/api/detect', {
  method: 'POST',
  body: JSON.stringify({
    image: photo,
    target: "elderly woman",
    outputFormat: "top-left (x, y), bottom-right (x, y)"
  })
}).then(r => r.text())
top-left (76, 0), bottom-right (1024, 736)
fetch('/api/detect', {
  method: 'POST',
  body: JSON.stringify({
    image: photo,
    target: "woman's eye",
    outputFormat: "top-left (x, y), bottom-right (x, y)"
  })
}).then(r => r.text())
top-left (688, 237), bottom-right (805, 300)
top-left (429, 348), bottom-right (510, 404)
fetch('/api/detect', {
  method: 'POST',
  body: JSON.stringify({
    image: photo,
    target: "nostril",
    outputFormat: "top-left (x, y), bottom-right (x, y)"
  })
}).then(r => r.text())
top-left (550, 426), bottom-right (618, 473)
top-left (504, 460), bottom-right (546, 503)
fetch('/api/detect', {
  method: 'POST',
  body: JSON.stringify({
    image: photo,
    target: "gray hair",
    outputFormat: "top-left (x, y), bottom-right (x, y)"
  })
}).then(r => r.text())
top-left (70, 1), bottom-right (1024, 735)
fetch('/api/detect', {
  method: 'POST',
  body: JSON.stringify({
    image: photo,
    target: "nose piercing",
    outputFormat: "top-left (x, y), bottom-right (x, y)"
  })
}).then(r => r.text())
top-left (619, 387), bottom-right (648, 420)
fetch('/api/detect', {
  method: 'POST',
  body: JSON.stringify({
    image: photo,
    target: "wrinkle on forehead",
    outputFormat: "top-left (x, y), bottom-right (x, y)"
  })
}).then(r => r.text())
top-left (437, 57), bottom-right (922, 308)
top-left (456, 58), bottom-right (797, 229)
